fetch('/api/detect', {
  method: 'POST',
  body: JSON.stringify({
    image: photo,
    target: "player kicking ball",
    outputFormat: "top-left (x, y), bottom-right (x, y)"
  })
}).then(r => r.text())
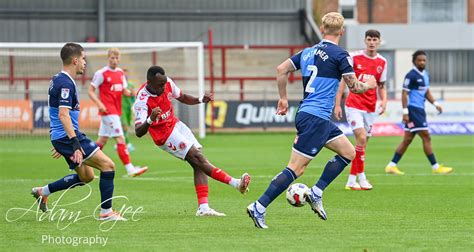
top-left (88, 48), bottom-right (147, 177)
top-left (334, 29), bottom-right (388, 190)
top-left (31, 43), bottom-right (125, 221)
top-left (385, 50), bottom-right (453, 175)
top-left (246, 12), bottom-right (376, 229)
top-left (134, 66), bottom-right (251, 216)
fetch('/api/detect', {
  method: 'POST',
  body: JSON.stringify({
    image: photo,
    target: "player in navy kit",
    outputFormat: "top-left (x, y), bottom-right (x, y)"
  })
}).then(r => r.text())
top-left (246, 12), bottom-right (377, 229)
top-left (31, 43), bottom-right (125, 220)
top-left (385, 50), bottom-right (453, 175)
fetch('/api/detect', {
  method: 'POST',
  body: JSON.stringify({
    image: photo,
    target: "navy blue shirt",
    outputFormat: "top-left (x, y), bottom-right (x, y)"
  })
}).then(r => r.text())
top-left (402, 67), bottom-right (430, 109)
top-left (48, 71), bottom-right (80, 140)
top-left (290, 39), bottom-right (354, 120)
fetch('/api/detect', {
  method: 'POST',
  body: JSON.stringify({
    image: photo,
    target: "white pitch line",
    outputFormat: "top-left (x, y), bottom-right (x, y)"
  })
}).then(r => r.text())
top-left (2, 173), bottom-right (474, 183)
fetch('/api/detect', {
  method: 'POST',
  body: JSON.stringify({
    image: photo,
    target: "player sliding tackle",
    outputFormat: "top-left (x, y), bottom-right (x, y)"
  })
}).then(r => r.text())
top-left (134, 66), bottom-right (251, 216)
top-left (247, 12), bottom-right (376, 229)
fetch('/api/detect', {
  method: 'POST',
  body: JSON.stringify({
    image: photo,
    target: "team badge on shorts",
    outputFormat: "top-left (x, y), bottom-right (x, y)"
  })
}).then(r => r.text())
top-left (179, 142), bottom-right (187, 150)
top-left (351, 121), bottom-right (356, 127)
top-left (61, 88), bottom-right (70, 99)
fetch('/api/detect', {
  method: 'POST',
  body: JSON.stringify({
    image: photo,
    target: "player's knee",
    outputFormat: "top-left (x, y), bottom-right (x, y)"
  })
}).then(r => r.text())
top-left (79, 173), bottom-right (94, 183)
top-left (102, 159), bottom-right (115, 171)
top-left (345, 148), bottom-right (356, 161)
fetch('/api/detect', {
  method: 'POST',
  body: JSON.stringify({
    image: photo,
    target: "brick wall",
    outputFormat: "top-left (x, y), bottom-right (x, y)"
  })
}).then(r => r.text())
top-left (357, 0), bottom-right (408, 23)
top-left (468, 0), bottom-right (474, 23)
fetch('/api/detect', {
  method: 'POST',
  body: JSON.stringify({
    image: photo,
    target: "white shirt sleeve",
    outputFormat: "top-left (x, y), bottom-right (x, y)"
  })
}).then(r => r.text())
top-left (133, 98), bottom-right (148, 125)
top-left (91, 70), bottom-right (104, 88)
top-left (122, 74), bottom-right (128, 89)
top-left (380, 61), bottom-right (387, 83)
top-left (168, 77), bottom-right (182, 98)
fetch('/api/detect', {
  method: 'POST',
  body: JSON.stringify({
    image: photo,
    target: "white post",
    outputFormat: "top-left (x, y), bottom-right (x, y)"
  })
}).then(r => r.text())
top-left (197, 42), bottom-right (206, 139)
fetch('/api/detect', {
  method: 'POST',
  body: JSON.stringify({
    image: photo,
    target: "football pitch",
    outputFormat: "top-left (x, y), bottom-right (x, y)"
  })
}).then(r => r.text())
top-left (1, 133), bottom-right (473, 251)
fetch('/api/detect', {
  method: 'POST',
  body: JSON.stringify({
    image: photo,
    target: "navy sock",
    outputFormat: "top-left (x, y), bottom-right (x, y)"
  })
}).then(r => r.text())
top-left (427, 153), bottom-right (437, 165)
top-left (99, 171), bottom-right (115, 209)
top-left (258, 167), bottom-right (297, 208)
top-left (48, 174), bottom-right (83, 194)
top-left (391, 152), bottom-right (403, 164)
top-left (315, 155), bottom-right (351, 191)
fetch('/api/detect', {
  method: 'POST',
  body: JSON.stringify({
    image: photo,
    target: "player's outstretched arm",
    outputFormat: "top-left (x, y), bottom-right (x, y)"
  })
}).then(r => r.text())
top-left (342, 74), bottom-right (377, 94)
top-left (176, 93), bottom-right (214, 105)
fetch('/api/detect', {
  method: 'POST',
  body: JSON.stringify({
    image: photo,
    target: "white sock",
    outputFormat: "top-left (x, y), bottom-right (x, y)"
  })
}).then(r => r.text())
top-left (347, 175), bottom-right (357, 185)
top-left (255, 201), bottom-right (266, 213)
top-left (125, 163), bottom-right (135, 173)
top-left (41, 185), bottom-right (51, 196)
top-left (388, 161), bottom-right (397, 167)
top-left (229, 178), bottom-right (240, 189)
top-left (432, 163), bottom-right (440, 169)
top-left (311, 186), bottom-right (323, 198)
top-left (358, 172), bottom-right (367, 181)
top-left (198, 203), bottom-right (209, 211)
top-left (100, 208), bottom-right (112, 215)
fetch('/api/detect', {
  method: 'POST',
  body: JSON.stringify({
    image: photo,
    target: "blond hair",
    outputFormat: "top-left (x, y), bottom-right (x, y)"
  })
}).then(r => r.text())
top-left (321, 12), bottom-right (344, 36)
top-left (107, 48), bottom-right (120, 57)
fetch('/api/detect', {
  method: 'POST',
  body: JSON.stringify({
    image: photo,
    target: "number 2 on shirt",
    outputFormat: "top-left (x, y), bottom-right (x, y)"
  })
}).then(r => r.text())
top-left (305, 65), bottom-right (318, 93)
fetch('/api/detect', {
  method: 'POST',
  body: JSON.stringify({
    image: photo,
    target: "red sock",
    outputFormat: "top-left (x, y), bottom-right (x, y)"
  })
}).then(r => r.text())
top-left (355, 145), bottom-right (365, 174)
top-left (195, 184), bottom-right (208, 205)
top-left (350, 150), bottom-right (359, 176)
top-left (96, 142), bottom-right (104, 150)
top-left (117, 143), bottom-right (131, 165)
top-left (210, 167), bottom-right (232, 184)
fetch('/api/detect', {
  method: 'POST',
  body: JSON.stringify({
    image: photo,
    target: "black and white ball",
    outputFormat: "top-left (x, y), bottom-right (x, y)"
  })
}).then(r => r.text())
top-left (286, 183), bottom-right (309, 207)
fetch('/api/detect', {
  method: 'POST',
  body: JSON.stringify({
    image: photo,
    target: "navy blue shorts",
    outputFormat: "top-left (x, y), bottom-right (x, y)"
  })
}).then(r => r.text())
top-left (293, 112), bottom-right (344, 159)
top-left (51, 131), bottom-right (100, 170)
top-left (405, 106), bottom-right (428, 132)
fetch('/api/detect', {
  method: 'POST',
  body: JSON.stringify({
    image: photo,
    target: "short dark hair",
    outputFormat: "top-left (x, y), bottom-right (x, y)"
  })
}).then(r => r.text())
top-left (365, 29), bottom-right (381, 39)
top-left (412, 50), bottom-right (426, 64)
top-left (147, 66), bottom-right (166, 81)
top-left (60, 43), bottom-right (84, 65)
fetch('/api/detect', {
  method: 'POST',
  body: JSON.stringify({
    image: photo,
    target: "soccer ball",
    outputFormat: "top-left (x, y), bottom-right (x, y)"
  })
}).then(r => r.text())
top-left (286, 183), bottom-right (309, 207)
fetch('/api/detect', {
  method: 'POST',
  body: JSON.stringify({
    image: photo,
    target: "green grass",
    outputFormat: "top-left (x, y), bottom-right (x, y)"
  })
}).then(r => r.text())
top-left (0, 133), bottom-right (473, 251)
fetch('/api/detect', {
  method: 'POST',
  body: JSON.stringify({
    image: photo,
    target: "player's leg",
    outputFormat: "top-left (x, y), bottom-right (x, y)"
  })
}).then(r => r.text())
top-left (193, 168), bottom-right (225, 216)
top-left (32, 134), bottom-right (99, 212)
top-left (417, 130), bottom-right (452, 174)
top-left (121, 110), bottom-right (135, 151)
top-left (163, 121), bottom-right (250, 193)
top-left (356, 111), bottom-right (376, 190)
top-left (184, 147), bottom-right (250, 194)
top-left (303, 132), bottom-right (354, 221)
top-left (351, 128), bottom-right (368, 189)
top-left (247, 112), bottom-right (329, 228)
top-left (385, 131), bottom-right (415, 175)
top-left (83, 149), bottom-right (125, 220)
top-left (108, 115), bottom-right (147, 176)
top-left (344, 107), bottom-right (365, 190)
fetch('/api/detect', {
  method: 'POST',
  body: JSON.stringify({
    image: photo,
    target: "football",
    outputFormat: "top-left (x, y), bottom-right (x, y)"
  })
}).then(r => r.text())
top-left (286, 183), bottom-right (309, 207)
